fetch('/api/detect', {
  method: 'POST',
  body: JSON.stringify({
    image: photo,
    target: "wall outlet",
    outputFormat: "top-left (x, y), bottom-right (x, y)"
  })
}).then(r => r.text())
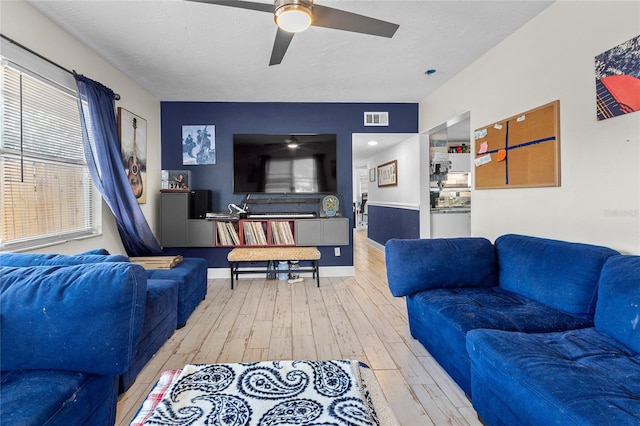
top-left (334, 247), bottom-right (341, 256)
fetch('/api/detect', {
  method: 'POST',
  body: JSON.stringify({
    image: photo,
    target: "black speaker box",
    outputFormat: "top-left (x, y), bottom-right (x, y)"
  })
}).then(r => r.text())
top-left (189, 190), bottom-right (211, 219)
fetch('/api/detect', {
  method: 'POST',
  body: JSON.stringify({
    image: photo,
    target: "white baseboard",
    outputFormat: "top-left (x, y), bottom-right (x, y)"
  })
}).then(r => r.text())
top-left (367, 238), bottom-right (385, 252)
top-left (207, 265), bottom-right (355, 279)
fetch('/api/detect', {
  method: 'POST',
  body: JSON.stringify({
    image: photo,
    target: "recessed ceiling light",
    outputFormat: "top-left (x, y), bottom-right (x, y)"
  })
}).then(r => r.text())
top-left (368, 140), bottom-right (378, 146)
top-left (425, 69), bottom-right (437, 75)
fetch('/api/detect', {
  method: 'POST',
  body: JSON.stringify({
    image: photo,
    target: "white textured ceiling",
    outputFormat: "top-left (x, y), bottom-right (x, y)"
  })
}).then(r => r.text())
top-left (26, 0), bottom-right (554, 103)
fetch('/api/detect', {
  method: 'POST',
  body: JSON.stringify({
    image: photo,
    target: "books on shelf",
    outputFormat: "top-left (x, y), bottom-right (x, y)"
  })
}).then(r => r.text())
top-left (216, 221), bottom-right (240, 246)
top-left (270, 221), bottom-right (295, 245)
top-left (242, 221), bottom-right (267, 246)
top-left (216, 219), bottom-right (294, 246)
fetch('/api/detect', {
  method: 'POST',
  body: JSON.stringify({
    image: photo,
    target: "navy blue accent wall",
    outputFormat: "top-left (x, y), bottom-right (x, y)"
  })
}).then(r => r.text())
top-left (368, 205), bottom-right (420, 246)
top-left (160, 102), bottom-right (418, 268)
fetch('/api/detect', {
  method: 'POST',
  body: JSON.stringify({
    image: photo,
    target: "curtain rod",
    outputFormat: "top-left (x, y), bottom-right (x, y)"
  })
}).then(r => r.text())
top-left (1, 34), bottom-right (121, 101)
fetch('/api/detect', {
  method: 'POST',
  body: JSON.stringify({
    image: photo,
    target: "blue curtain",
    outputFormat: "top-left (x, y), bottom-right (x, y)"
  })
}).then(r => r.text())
top-left (74, 73), bottom-right (163, 256)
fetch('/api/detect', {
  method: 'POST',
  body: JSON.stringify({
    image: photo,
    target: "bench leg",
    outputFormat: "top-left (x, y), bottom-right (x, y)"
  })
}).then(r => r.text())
top-left (314, 260), bottom-right (320, 287)
top-left (229, 262), bottom-right (234, 290)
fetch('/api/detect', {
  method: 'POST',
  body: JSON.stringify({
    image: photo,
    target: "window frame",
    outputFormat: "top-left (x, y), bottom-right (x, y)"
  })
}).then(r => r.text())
top-left (1, 40), bottom-right (101, 251)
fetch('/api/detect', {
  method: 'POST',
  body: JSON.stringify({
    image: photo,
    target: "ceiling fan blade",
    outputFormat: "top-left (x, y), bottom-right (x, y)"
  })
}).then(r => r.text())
top-left (312, 5), bottom-right (399, 38)
top-left (185, 0), bottom-right (274, 13)
top-left (269, 28), bottom-right (295, 66)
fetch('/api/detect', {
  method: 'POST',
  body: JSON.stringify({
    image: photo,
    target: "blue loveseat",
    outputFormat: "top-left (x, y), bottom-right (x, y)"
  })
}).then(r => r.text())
top-left (0, 252), bottom-right (181, 393)
top-left (385, 234), bottom-right (640, 424)
top-left (466, 254), bottom-right (640, 425)
top-left (0, 262), bottom-right (146, 425)
top-left (386, 234), bottom-right (619, 397)
top-left (0, 251), bottom-right (208, 329)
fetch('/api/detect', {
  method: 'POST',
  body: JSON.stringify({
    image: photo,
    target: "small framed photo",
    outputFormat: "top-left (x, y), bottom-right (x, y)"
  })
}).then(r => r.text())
top-left (377, 160), bottom-right (397, 187)
top-left (161, 169), bottom-right (191, 191)
top-left (369, 167), bottom-right (376, 182)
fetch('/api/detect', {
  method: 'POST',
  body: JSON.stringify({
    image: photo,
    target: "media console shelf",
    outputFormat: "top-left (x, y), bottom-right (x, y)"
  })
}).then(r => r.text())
top-left (215, 219), bottom-right (296, 247)
top-left (160, 192), bottom-right (349, 248)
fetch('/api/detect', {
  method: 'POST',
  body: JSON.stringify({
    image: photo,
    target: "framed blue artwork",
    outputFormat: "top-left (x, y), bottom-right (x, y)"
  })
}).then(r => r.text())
top-left (182, 125), bottom-right (216, 165)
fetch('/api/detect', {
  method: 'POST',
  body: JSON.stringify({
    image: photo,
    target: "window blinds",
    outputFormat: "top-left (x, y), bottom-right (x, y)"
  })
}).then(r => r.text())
top-left (1, 63), bottom-right (96, 249)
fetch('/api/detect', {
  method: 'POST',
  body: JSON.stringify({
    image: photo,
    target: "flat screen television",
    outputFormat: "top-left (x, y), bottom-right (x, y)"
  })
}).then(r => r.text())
top-left (233, 134), bottom-right (337, 194)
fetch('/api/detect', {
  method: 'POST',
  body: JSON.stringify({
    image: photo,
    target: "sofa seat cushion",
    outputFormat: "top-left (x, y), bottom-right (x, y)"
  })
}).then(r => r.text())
top-left (145, 258), bottom-right (207, 327)
top-left (467, 327), bottom-right (640, 425)
top-left (120, 279), bottom-right (179, 392)
top-left (406, 286), bottom-right (593, 396)
top-left (0, 369), bottom-right (118, 425)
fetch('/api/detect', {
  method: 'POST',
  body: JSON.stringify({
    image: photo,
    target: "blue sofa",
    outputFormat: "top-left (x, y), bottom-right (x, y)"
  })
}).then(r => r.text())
top-left (0, 262), bottom-right (146, 425)
top-left (145, 257), bottom-right (208, 328)
top-left (0, 251), bottom-right (208, 328)
top-left (80, 251), bottom-right (208, 328)
top-left (385, 234), bottom-right (620, 397)
top-left (0, 252), bottom-right (182, 392)
top-left (467, 254), bottom-right (640, 425)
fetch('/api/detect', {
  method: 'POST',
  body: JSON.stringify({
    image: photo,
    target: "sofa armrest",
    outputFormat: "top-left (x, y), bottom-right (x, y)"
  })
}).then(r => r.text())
top-left (0, 263), bottom-right (146, 375)
top-left (385, 237), bottom-right (498, 297)
top-left (595, 255), bottom-right (640, 353)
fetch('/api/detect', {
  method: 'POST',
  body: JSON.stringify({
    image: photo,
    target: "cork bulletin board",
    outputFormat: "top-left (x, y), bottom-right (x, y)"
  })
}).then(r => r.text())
top-left (474, 100), bottom-right (560, 189)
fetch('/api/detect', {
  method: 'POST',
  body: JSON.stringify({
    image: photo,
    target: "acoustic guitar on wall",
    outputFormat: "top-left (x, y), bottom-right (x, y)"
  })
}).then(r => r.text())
top-left (128, 117), bottom-right (143, 198)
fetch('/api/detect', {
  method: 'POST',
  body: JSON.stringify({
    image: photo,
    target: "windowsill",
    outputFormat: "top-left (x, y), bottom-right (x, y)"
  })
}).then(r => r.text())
top-left (1, 231), bottom-right (103, 253)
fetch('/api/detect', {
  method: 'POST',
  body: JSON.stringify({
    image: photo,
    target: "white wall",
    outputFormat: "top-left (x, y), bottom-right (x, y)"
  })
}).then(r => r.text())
top-left (367, 134), bottom-right (421, 210)
top-left (1, 0), bottom-right (162, 255)
top-left (419, 0), bottom-right (640, 254)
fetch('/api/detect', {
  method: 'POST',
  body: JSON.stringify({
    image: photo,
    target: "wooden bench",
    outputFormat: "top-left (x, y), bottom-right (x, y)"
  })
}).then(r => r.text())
top-left (227, 246), bottom-right (321, 289)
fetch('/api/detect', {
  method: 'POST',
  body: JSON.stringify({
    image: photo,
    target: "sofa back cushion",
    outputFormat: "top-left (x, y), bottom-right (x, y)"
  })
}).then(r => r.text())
top-left (0, 263), bottom-right (146, 375)
top-left (495, 234), bottom-right (619, 316)
top-left (0, 252), bottom-right (128, 267)
top-left (595, 255), bottom-right (640, 353)
top-left (386, 237), bottom-right (498, 297)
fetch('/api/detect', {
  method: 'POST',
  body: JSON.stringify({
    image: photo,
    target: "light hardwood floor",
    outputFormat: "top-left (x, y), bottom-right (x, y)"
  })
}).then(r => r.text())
top-left (116, 229), bottom-right (481, 425)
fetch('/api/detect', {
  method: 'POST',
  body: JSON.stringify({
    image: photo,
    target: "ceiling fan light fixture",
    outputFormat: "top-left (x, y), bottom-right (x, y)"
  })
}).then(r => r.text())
top-left (286, 135), bottom-right (299, 148)
top-left (275, 1), bottom-right (313, 33)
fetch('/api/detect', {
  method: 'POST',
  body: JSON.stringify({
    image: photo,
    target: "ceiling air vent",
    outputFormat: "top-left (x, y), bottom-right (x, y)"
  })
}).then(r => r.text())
top-left (364, 112), bottom-right (389, 127)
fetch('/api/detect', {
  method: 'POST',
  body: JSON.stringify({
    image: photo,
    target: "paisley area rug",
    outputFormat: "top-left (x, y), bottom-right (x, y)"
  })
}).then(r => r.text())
top-left (131, 359), bottom-right (398, 426)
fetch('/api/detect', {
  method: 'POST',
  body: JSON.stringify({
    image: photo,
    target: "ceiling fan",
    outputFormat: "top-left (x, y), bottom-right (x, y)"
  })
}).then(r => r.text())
top-left (186, 0), bottom-right (399, 65)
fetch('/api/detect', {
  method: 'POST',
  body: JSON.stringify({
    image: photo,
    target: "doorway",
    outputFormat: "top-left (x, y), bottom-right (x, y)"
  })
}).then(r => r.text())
top-left (419, 112), bottom-right (472, 239)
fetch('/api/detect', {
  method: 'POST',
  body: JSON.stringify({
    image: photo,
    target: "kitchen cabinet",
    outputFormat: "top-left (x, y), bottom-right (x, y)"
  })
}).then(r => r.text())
top-left (449, 153), bottom-right (471, 172)
top-left (430, 211), bottom-right (471, 238)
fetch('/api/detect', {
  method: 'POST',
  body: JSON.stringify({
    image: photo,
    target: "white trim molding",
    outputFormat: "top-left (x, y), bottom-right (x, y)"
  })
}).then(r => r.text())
top-left (366, 201), bottom-right (420, 211)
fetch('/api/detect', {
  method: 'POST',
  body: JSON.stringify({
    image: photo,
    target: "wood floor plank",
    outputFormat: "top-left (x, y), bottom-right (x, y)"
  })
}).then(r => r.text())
top-left (291, 308), bottom-right (313, 336)
top-left (255, 280), bottom-right (277, 321)
top-left (327, 305), bottom-right (365, 359)
top-left (374, 369), bottom-right (434, 426)
top-left (292, 334), bottom-right (318, 359)
top-left (115, 229), bottom-right (478, 425)
top-left (384, 340), bottom-right (436, 386)
top-left (357, 332), bottom-right (397, 370)
top-left (247, 320), bottom-right (272, 349)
